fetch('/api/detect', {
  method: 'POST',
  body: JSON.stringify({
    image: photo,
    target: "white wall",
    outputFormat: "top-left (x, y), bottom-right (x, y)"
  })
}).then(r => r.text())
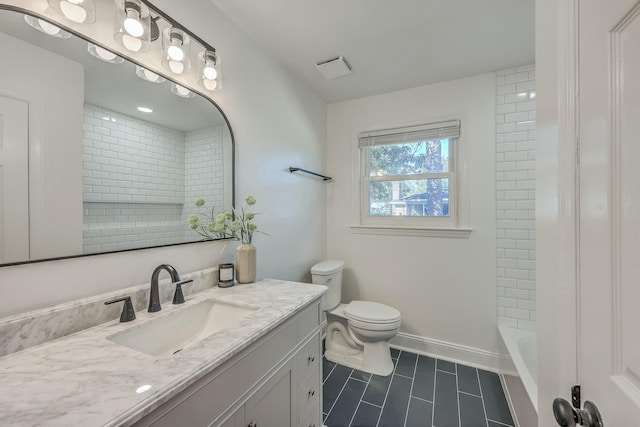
top-left (0, 0), bottom-right (326, 318)
top-left (326, 73), bottom-right (498, 361)
top-left (0, 31), bottom-right (84, 260)
top-left (495, 65), bottom-right (537, 331)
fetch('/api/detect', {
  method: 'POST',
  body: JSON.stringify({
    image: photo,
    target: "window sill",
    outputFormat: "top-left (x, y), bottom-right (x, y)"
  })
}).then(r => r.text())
top-left (350, 225), bottom-right (472, 238)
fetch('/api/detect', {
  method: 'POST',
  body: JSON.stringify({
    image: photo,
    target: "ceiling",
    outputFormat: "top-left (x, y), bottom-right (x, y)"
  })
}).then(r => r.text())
top-left (211, 0), bottom-right (535, 103)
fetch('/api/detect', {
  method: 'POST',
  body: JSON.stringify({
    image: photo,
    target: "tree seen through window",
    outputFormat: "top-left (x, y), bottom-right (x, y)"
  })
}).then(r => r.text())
top-left (368, 139), bottom-right (449, 217)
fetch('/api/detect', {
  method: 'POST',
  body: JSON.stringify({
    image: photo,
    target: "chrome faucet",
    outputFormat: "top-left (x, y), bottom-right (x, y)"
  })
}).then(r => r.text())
top-left (148, 264), bottom-right (181, 313)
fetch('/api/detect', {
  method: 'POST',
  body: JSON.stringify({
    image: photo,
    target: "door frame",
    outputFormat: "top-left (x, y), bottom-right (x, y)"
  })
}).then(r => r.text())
top-left (536, 0), bottom-right (581, 425)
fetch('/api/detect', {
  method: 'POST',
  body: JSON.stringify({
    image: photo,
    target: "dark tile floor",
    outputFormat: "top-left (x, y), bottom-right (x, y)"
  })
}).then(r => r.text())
top-left (322, 348), bottom-right (514, 427)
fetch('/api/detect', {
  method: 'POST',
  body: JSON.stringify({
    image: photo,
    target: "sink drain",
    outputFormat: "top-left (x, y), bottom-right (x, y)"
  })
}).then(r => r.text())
top-left (173, 348), bottom-right (183, 355)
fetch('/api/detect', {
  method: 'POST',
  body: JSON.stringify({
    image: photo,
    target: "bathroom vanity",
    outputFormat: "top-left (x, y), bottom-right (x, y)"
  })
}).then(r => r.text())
top-left (0, 278), bottom-right (326, 427)
top-left (134, 297), bottom-right (322, 427)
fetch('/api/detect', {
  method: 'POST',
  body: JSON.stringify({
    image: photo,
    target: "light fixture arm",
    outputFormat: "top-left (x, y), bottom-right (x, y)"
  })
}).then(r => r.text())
top-left (141, 0), bottom-right (216, 54)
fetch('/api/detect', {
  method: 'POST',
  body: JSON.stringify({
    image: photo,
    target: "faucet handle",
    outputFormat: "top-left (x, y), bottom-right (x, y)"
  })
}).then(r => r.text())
top-left (105, 296), bottom-right (136, 322)
top-left (172, 279), bottom-right (193, 304)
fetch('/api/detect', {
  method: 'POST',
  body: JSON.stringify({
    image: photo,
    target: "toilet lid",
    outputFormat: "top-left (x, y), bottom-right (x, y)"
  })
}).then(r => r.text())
top-left (344, 301), bottom-right (400, 324)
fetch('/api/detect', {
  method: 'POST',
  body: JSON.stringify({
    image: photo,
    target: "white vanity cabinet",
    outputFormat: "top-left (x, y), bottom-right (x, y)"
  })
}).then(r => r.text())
top-left (133, 300), bottom-right (323, 427)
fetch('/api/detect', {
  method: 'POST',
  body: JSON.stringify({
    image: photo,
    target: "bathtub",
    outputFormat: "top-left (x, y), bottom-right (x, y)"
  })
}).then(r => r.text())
top-left (498, 326), bottom-right (538, 413)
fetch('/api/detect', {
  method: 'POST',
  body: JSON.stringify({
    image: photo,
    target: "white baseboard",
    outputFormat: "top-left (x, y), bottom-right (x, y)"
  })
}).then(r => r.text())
top-left (390, 332), bottom-right (501, 372)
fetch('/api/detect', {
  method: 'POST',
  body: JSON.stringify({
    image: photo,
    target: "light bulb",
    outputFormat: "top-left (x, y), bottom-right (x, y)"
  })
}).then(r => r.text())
top-left (122, 34), bottom-right (142, 52)
top-left (176, 85), bottom-right (190, 96)
top-left (123, 10), bottom-right (143, 37)
top-left (38, 19), bottom-right (61, 35)
top-left (143, 69), bottom-right (160, 82)
top-left (94, 46), bottom-right (116, 61)
top-left (169, 60), bottom-right (184, 74)
top-left (60, 1), bottom-right (87, 23)
top-left (203, 79), bottom-right (218, 91)
top-left (167, 45), bottom-right (184, 62)
top-left (203, 65), bottom-right (217, 80)
top-left (135, 66), bottom-right (165, 83)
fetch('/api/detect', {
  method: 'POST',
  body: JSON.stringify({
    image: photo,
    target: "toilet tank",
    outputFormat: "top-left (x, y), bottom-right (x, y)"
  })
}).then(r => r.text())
top-left (311, 260), bottom-right (344, 311)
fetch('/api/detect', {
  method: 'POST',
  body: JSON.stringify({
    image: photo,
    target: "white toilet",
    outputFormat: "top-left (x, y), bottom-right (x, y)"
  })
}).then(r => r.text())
top-left (311, 260), bottom-right (401, 376)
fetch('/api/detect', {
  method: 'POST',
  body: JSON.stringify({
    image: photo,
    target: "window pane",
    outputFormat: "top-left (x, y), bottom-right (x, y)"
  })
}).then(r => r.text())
top-left (369, 178), bottom-right (449, 217)
top-left (369, 139), bottom-right (449, 176)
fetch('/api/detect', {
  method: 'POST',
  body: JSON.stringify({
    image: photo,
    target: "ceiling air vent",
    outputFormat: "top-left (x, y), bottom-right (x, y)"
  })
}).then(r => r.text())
top-left (315, 56), bottom-right (351, 79)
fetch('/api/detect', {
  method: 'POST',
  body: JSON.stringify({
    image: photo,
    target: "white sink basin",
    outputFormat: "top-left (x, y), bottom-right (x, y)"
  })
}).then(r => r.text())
top-left (107, 300), bottom-right (259, 357)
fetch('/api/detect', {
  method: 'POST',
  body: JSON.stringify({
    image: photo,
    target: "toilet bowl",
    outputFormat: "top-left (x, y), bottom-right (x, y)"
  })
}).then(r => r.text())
top-left (311, 260), bottom-right (401, 376)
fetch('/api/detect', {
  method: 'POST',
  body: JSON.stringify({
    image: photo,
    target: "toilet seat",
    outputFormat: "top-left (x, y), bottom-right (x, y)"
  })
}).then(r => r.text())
top-left (344, 300), bottom-right (401, 324)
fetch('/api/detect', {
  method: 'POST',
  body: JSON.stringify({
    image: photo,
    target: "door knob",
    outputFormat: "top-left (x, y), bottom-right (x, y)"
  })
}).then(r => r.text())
top-left (553, 398), bottom-right (603, 427)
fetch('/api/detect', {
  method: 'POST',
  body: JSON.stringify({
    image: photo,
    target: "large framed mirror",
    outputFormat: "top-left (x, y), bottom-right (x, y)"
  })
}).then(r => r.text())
top-left (0, 7), bottom-right (234, 266)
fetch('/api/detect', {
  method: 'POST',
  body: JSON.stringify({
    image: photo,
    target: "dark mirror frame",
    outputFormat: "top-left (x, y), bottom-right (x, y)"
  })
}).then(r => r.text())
top-left (0, 3), bottom-right (235, 267)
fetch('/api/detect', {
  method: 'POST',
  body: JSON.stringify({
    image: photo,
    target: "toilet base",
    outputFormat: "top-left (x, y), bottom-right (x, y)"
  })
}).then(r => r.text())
top-left (325, 333), bottom-right (394, 377)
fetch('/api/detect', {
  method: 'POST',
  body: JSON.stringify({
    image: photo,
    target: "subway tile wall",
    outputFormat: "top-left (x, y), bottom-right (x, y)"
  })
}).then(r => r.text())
top-left (83, 105), bottom-right (185, 204)
top-left (495, 65), bottom-right (537, 331)
top-left (82, 203), bottom-right (184, 254)
top-left (82, 105), bottom-right (224, 253)
top-left (183, 126), bottom-right (225, 230)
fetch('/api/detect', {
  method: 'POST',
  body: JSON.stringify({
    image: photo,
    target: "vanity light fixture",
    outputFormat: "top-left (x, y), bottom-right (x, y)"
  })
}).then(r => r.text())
top-left (114, 0), bottom-right (156, 52)
top-left (135, 65), bottom-right (166, 83)
top-left (87, 43), bottom-right (124, 64)
top-left (197, 50), bottom-right (221, 91)
top-left (47, 0), bottom-right (225, 93)
top-left (162, 27), bottom-right (191, 75)
top-left (170, 82), bottom-right (194, 98)
top-left (48, 0), bottom-right (96, 24)
top-left (24, 15), bottom-right (71, 38)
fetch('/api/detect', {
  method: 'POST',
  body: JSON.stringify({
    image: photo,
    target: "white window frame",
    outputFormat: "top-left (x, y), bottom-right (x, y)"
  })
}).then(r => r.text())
top-left (352, 120), bottom-right (472, 238)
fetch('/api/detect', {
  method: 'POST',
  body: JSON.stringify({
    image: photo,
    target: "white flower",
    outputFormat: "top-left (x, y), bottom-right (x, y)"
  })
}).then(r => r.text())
top-left (189, 195), bottom-right (266, 244)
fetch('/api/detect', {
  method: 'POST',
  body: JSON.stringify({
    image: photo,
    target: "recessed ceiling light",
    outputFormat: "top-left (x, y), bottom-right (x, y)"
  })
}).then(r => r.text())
top-left (137, 106), bottom-right (153, 113)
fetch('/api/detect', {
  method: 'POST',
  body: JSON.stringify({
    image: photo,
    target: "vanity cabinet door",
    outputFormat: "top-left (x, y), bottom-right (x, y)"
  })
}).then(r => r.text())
top-left (218, 406), bottom-right (244, 427)
top-left (244, 358), bottom-right (297, 427)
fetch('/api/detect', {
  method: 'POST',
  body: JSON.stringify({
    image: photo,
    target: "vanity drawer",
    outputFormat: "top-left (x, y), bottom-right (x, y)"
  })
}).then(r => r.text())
top-left (298, 365), bottom-right (320, 419)
top-left (298, 331), bottom-right (321, 382)
top-left (297, 301), bottom-right (320, 340)
top-left (300, 396), bottom-right (321, 427)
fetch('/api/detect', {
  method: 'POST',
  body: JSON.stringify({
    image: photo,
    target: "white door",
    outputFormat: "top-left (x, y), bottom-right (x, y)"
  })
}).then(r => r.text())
top-left (0, 95), bottom-right (29, 263)
top-left (569, 0), bottom-right (640, 424)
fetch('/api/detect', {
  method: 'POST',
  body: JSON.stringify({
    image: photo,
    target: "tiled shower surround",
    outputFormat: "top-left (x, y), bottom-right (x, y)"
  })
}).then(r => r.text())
top-left (495, 65), bottom-right (537, 330)
top-left (82, 105), bottom-right (224, 253)
top-left (182, 126), bottom-right (225, 229)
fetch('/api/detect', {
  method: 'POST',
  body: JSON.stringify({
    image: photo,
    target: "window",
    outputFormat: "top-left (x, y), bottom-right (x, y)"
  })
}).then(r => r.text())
top-left (358, 120), bottom-right (464, 232)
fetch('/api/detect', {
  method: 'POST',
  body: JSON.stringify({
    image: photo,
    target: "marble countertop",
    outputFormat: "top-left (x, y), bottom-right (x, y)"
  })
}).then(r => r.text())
top-left (0, 279), bottom-right (326, 427)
